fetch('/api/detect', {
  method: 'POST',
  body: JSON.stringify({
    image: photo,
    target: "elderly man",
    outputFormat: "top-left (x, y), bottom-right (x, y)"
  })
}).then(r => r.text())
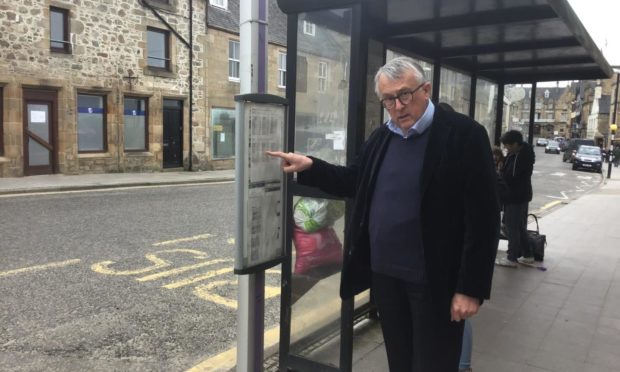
top-left (268, 57), bottom-right (499, 371)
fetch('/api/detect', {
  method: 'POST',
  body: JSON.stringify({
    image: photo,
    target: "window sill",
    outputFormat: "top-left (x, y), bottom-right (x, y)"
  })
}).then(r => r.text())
top-left (144, 68), bottom-right (177, 79)
top-left (78, 153), bottom-right (112, 159)
top-left (125, 151), bottom-right (154, 157)
top-left (0, 156), bottom-right (8, 163)
top-left (228, 78), bottom-right (240, 83)
top-left (50, 48), bottom-right (72, 55)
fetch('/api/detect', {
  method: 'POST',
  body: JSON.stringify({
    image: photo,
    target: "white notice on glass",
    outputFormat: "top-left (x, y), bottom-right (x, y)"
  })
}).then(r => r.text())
top-left (31, 111), bottom-right (47, 123)
top-left (220, 133), bottom-right (226, 142)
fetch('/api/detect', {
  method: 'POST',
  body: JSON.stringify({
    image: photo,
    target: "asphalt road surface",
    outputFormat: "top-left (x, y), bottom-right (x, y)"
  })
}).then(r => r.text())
top-left (0, 149), bottom-right (604, 371)
top-left (530, 145), bottom-right (604, 216)
top-left (0, 182), bottom-right (282, 371)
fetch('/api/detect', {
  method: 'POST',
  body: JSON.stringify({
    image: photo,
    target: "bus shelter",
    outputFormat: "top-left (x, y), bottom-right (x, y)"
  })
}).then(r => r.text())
top-left (274, 0), bottom-right (612, 370)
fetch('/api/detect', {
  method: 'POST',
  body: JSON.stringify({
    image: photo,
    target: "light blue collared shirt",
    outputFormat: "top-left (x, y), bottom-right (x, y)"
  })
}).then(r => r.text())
top-left (386, 100), bottom-right (435, 139)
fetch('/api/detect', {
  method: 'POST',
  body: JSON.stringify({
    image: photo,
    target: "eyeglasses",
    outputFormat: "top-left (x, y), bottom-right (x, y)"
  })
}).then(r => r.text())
top-left (380, 82), bottom-right (426, 109)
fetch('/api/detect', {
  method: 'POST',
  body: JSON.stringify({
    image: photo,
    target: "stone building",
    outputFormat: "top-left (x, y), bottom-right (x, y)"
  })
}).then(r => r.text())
top-left (0, 0), bottom-right (211, 177)
top-left (205, 0), bottom-right (288, 170)
top-left (0, 0), bottom-right (292, 177)
top-left (504, 85), bottom-right (571, 140)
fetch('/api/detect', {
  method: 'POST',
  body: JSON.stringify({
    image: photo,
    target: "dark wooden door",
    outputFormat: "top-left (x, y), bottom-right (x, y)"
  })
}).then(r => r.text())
top-left (23, 90), bottom-right (58, 176)
top-left (163, 99), bottom-right (183, 168)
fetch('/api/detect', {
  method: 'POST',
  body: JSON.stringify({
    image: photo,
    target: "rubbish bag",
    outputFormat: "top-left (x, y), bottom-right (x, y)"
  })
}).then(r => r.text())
top-left (293, 226), bottom-right (343, 275)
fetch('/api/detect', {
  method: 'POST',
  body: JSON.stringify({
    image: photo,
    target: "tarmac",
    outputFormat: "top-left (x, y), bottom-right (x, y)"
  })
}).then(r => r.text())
top-left (1, 167), bottom-right (620, 371)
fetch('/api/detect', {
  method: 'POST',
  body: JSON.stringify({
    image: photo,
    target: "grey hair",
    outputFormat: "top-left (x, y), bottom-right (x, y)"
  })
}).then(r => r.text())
top-left (374, 56), bottom-right (428, 98)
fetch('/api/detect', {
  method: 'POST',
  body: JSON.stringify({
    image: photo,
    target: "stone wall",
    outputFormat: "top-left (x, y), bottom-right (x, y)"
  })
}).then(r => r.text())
top-left (0, 0), bottom-right (208, 176)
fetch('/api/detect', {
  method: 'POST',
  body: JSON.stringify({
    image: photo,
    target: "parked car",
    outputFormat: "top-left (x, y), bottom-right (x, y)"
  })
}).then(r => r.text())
top-left (536, 138), bottom-right (548, 146)
top-left (572, 145), bottom-right (603, 173)
top-left (545, 140), bottom-right (561, 154)
top-left (562, 138), bottom-right (597, 162)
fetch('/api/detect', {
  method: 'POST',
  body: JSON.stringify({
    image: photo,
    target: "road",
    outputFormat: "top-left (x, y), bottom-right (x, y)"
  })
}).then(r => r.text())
top-left (530, 145), bottom-right (604, 216)
top-left (0, 182), bottom-right (281, 371)
top-left (0, 148), bottom-right (604, 371)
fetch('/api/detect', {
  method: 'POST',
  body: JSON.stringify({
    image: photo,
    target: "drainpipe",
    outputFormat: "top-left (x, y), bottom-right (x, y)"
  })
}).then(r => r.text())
top-left (189, 0), bottom-right (193, 170)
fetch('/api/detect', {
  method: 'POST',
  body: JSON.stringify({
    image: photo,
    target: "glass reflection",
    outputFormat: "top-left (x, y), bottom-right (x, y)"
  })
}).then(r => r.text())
top-left (294, 10), bottom-right (352, 166)
top-left (475, 78), bottom-right (498, 142)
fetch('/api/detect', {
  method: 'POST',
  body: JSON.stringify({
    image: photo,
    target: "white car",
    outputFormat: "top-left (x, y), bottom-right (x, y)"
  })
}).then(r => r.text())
top-left (536, 138), bottom-right (548, 146)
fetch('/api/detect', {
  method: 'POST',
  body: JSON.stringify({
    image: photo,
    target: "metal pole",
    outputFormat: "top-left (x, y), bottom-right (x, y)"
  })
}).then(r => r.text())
top-left (608, 73), bottom-right (619, 179)
top-left (528, 82), bottom-right (537, 145)
top-left (237, 0), bottom-right (268, 370)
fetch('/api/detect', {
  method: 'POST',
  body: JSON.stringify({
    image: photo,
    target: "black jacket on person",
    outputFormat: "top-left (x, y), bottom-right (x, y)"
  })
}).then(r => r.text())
top-left (500, 142), bottom-right (535, 204)
top-left (297, 105), bottom-right (500, 320)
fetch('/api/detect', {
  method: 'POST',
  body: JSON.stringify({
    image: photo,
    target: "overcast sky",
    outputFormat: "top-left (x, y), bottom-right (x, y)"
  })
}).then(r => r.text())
top-left (568, 0), bottom-right (620, 66)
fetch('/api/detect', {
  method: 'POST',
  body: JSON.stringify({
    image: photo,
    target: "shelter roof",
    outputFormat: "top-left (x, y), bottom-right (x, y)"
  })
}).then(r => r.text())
top-left (276, 0), bottom-right (613, 83)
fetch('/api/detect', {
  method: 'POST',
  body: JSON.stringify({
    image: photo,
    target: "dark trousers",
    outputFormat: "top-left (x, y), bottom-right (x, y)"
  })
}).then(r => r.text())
top-left (504, 202), bottom-right (532, 261)
top-left (371, 272), bottom-right (464, 372)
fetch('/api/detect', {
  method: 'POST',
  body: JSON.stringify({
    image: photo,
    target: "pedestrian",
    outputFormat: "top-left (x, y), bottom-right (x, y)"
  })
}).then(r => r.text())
top-left (268, 56), bottom-right (500, 371)
top-left (496, 130), bottom-right (535, 267)
top-left (613, 146), bottom-right (620, 167)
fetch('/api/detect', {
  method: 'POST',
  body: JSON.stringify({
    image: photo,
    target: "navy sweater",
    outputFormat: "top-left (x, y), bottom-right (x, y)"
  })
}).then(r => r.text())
top-left (368, 130), bottom-right (430, 283)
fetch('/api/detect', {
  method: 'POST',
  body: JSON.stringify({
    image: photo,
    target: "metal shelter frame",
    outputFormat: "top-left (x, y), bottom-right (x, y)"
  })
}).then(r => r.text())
top-left (274, 1), bottom-right (612, 371)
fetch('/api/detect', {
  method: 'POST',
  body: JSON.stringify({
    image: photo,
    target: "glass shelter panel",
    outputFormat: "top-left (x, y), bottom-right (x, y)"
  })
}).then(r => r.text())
top-left (294, 10), bottom-right (352, 166)
top-left (474, 78), bottom-right (498, 143)
top-left (289, 196), bottom-right (346, 365)
top-left (289, 8), bottom-right (353, 368)
top-left (502, 84), bottom-right (532, 141)
top-left (438, 68), bottom-right (471, 115)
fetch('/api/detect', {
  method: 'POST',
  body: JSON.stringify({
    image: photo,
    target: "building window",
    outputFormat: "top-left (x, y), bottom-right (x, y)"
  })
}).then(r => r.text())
top-left (278, 52), bottom-right (286, 88)
top-left (211, 108), bottom-right (235, 159)
top-left (147, 28), bottom-right (170, 70)
top-left (318, 61), bottom-right (328, 92)
top-left (229, 40), bottom-right (240, 81)
top-left (77, 94), bottom-right (107, 152)
top-left (210, 0), bottom-right (227, 9)
top-left (303, 21), bottom-right (315, 36)
top-left (124, 97), bottom-right (148, 151)
top-left (50, 7), bottom-right (70, 53)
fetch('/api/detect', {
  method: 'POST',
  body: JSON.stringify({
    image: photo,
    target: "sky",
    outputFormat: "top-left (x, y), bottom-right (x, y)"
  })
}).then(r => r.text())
top-left (567, 0), bottom-right (620, 66)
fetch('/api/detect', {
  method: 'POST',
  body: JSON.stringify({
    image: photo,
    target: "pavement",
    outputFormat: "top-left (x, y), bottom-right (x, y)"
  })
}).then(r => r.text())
top-left (2, 167), bottom-right (620, 371)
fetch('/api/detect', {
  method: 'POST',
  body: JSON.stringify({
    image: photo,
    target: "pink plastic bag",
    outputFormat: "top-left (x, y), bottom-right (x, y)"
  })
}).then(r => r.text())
top-left (293, 226), bottom-right (343, 275)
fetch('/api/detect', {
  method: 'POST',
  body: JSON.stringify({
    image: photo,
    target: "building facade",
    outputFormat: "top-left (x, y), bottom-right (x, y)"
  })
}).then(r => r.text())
top-left (0, 0), bottom-right (211, 177)
top-left (0, 0), bottom-right (290, 177)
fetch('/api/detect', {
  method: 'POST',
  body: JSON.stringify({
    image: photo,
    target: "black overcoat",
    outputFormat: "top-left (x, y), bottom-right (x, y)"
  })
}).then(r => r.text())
top-left (297, 105), bottom-right (500, 319)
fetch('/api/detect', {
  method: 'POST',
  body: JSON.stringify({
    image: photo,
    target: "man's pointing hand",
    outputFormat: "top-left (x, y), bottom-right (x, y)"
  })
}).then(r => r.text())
top-left (266, 151), bottom-right (313, 173)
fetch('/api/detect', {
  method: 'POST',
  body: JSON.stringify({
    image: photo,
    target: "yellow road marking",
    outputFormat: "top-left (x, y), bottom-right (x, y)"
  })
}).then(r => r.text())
top-left (193, 281), bottom-right (281, 309)
top-left (137, 259), bottom-right (232, 282)
top-left (0, 259), bottom-right (81, 278)
top-left (153, 234), bottom-right (214, 246)
top-left (163, 267), bottom-right (234, 289)
top-left (540, 200), bottom-right (562, 210)
top-left (92, 255), bottom-right (170, 275)
top-left (91, 249), bottom-right (208, 276)
top-left (186, 292), bottom-right (351, 372)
